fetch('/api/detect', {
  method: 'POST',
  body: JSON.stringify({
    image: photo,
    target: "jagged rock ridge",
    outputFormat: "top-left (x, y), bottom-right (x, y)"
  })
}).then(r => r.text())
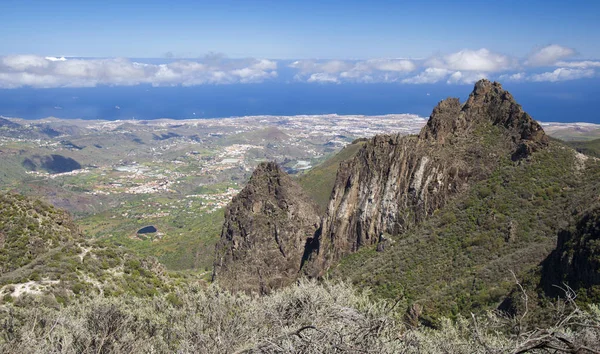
top-left (214, 79), bottom-right (550, 291)
top-left (306, 79), bottom-right (548, 275)
top-left (213, 162), bottom-right (320, 293)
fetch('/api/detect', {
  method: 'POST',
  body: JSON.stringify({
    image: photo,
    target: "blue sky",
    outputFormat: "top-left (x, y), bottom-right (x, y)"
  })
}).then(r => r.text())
top-left (0, 0), bottom-right (598, 89)
top-left (1, 0), bottom-right (599, 59)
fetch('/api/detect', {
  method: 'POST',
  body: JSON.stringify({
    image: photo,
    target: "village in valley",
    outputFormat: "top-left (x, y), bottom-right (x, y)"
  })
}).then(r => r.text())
top-left (0, 113), bottom-right (429, 269)
top-left (3, 113), bottom-right (599, 269)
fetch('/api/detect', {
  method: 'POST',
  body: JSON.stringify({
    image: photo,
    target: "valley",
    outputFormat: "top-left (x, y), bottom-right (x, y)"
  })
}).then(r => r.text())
top-left (3, 81), bottom-right (600, 352)
top-left (0, 113), bottom-right (426, 270)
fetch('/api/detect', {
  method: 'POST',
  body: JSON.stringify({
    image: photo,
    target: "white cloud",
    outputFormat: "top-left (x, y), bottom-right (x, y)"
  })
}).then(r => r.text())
top-left (3, 45), bottom-right (598, 88)
top-left (307, 73), bottom-right (339, 83)
top-left (402, 68), bottom-right (451, 84)
top-left (499, 72), bottom-right (527, 82)
top-left (529, 68), bottom-right (594, 82)
top-left (554, 60), bottom-right (600, 69)
top-left (498, 68), bottom-right (595, 83)
top-left (44, 56), bottom-right (67, 62)
top-left (290, 58), bottom-right (416, 83)
top-left (0, 55), bottom-right (279, 88)
top-left (364, 59), bottom-right (416, 72)
top-left (2, 55), bottom-right (50, 71)
top-left (446, 71), bottom-right (487, 84)
top-left (427, 49), bottom-right (514, 72)
top-left (289, 60), bottom-right (353, 74)
top-left (291, 48), bottom-right (515, 84)
top-left (525, 44), bottom-right (576, 66)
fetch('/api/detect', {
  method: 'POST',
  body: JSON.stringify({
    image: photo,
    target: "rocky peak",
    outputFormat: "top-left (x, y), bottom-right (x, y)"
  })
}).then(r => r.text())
top-left (212, 162), bottom-right (320, 293)
top-left (214, 80), bottom-right (552, 283)
top-left (305, 80), bottom-right (550, 276)
top-left (420, 80), bottom-right (548, 157)
top-left (418, 97), bottom-right (462, 144)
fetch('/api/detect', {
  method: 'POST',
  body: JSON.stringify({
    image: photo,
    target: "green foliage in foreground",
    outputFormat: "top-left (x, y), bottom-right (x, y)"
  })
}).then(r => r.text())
top-left (1, 280), bottom-right (599, 353)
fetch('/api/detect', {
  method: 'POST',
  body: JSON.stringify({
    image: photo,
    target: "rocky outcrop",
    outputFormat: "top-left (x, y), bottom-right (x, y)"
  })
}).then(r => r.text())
top-left (213, 162), bottom-right (320, 293)
top-left (306, 80), bottom-right (548, 275)
top-left (540, 205), bottom-right (600, 300)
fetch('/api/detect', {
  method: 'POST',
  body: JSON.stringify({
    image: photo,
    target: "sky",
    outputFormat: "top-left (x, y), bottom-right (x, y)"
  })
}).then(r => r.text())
top-left (1, 0), bottom-right (599, 59)
top-left (0, 0), bottom-right (599, 122)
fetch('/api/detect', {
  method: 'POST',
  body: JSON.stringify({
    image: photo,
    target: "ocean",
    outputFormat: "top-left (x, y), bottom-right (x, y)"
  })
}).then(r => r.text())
top-left (1, 80), bottom-right (599, 123)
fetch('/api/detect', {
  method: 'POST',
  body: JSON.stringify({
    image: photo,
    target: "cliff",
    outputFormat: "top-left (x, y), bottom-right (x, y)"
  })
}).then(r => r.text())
top-left (306, 80), bottom-right (548, 275)
top-left (212, 162), bottom-right (320, 293)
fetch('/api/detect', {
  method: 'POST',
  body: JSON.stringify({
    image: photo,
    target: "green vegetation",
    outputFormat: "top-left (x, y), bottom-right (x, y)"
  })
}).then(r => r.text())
top-left (330, 142), bottom-right (600, 319)
top-left (78, 190), bottom-right (225, 271)
top-left (566, 138), bottom-right (600, 158)
top-left (0, 193), bottom-right (173, 303)
top-left (297, 141), bottom-right (365, 212)
top-left (0, 193), bottom-right (78, 273)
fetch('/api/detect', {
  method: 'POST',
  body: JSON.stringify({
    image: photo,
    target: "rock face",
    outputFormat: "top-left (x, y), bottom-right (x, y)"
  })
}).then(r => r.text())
top-left (305, 80), bottom-right (548, 275)
top-left (213, 79), bottom-right (550, 288)
top-left (541, 205), bottom-right (600, 300)
top-left (212, 162), bottom-right (320, 293)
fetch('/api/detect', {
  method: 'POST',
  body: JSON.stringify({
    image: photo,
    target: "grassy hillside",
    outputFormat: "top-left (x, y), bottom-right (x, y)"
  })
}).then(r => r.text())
top-left (296, 140), bottom-right (366, 212)
top-left (0, 193), bottom-right (79, 273)
top-left (328, 142), bottom-right (600, 319)
top-left (78, 193), bottom-right (225, 272)
top-left (0, 193), bottom-right (174, 304)
top-left (566, 138), bottom-right (600, 158)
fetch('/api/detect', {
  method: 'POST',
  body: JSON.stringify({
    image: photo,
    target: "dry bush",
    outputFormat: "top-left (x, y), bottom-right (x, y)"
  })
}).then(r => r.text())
top-left (0, 280), bottom-right (599, 353)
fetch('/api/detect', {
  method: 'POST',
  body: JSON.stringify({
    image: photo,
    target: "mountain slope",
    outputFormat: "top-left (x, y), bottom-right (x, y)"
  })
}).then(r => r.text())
top-left (306, 80), bottom-right (548, 276)
top-left (296, 139), bottom-right (366, 213)
top-left (212, 79), bottom-right (600, 319)
top-left (329, 144), bottom-right (598, 316)
top-left (540, 202), bottom-right (600, 302)
top-left (212, 162), bottom-right (320, 293)
top-left (0, 193), bottom-right (172, 303)
top-left (567, 138), bottom-right (600, 158)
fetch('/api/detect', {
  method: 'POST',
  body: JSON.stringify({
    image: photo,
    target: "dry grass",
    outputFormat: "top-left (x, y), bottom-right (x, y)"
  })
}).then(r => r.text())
top-left (1, 280), bottom-right (598, 353)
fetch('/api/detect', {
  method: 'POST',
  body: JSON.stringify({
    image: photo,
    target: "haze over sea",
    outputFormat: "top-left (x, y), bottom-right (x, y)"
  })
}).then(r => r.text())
top-left (2, 79), bottom-right (600, 123)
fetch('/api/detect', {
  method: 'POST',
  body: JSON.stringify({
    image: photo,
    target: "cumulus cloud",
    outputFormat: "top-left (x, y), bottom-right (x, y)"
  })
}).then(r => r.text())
top-left (499, 68), bottom-right (595, 82)
top-left (3, 44), bottom-right (598, 88)
top-left (426, 49), bottom-right (514, 72)
top-left (446, 71), bottom-right (487, 84)
top-left (307, 73), bottom-right (339, 83)
top-left (289, 46), bottom-right (597, 85)
top-left (554, 60), bottom-right (600, 69)
top-left (525, 44), bottom-right (576, 66)
top-left (290, 58), bottom-right (416, 83)
top-left (402, 68), bottom-right (451, 84)
top-left (529, 68), bottom-right (594, 82)
top-left (290, 49), bottom-right (516, 84)
top-left (0, 55), bottom-right (278, 88)
top-left (363, 59), bottom-right (417, 72)
top-left (499, 72), bottom-right (527, 82)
